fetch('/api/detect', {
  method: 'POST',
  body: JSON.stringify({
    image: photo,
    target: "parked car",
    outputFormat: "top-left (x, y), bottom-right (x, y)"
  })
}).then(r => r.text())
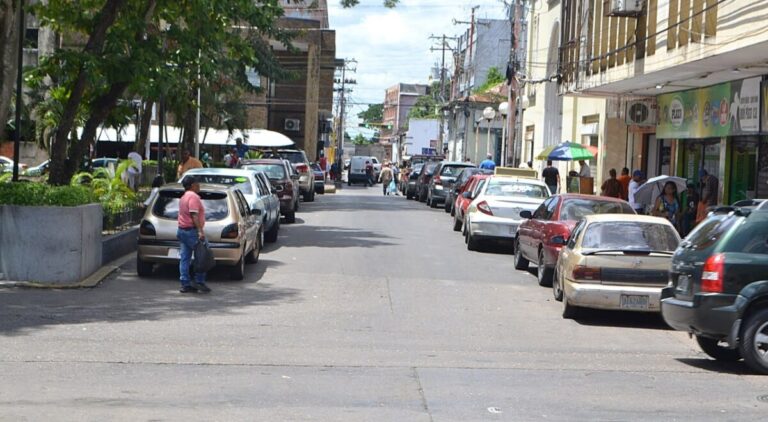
top-left (276, 149), bottom-right (314, 202)
top-left (554, 214), bottom-right (680, 319)
top-left (23, 159), bottom-right (50, 176)
top-left (463, 175), bottom-right (550, 251)
top-left (661, 203), bottom-right (768, 374)
top-left (0, 155), bottom-right (27, 173)
top-left (445, 167), bottom-right (489, 214)
top-left (515, 194), bottom-right (636, 287)
top-left (348, 155), bottom-right (373, 186)
top-left (426, 162), bottom-right (476, 209)
top-left (311, 163), bottom-right (325, 194)
top-left (416, 161), bottom-right (441, 202)
top-left (91, 157), bottom-right (119, 169)
top-left (453, 173), bottom-right (492, 233)
top-left (137, 183), bottom-right (262, 280)
top-left (180, 168), bottom-right (281, 243)
top-left (242, 159), bottom-right (300, 223)
top-left (404, 163), bottom-right (424, 199)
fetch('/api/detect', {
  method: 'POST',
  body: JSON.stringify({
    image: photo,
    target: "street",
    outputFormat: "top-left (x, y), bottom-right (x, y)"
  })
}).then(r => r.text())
top-left (1, 186), bottom-right (767, 421)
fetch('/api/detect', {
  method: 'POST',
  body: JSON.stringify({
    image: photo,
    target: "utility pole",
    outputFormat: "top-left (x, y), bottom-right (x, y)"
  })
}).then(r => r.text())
top-left (429, 34), bottom-right (458, 157)
top-left (334, 59), bottom-right (356, 186)
top-left (506, 0), bottom-right (528, 167)
top-left (12, 0), bottom-right (25, 182)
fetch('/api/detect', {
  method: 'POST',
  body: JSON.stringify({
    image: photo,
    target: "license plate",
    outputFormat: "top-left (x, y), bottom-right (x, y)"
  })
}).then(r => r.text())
top-left (620, 294), bottom-right (649, 310)
top-left (677, 275), bottom-right (690, 293)
top-left (167, 248), bottom-right (180, 259)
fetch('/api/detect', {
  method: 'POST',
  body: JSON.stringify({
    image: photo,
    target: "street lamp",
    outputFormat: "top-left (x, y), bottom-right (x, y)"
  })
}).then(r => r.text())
top-left (483, 107), bottom-right (496, 162)
top-left (498, 102), bottom-right (509, 166)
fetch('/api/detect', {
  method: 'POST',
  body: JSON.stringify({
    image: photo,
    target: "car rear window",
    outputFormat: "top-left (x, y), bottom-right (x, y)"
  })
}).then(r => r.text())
top-left (684, 214), bottom-right (739, 250)
top-left (424, 162), bottom-right (438, 174)
top-left (581, 222), bottom-right (680, 251)
top-left (560, 199), bottom-right (634, 221)
top-left (153, 191), bottom-right (229, 221)
top-left (440, 165), bottom-right (472, 177)
top-left (721, 212), bottom-right (768, 254)
top-left (485, 180), bottom-right (548, 199)
top-left (278, 151), bottom-right (305, 164)
top-left (191, 174), bottom-right (252, 195)
top-left (243, 164), bottom-right (286, 180)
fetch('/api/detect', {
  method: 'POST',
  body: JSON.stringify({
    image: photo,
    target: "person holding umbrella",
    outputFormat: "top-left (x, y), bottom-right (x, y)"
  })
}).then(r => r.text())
top-left (652, 181), bottom-right (682, 230)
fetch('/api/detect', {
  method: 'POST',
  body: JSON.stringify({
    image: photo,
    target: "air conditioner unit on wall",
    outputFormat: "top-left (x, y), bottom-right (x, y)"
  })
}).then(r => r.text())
top-left (284, 118), bottom-right (301, 132)
top-left (607, 0), bottom-right (644, 17)
top-left (625, 100), bottom-right (657, 126)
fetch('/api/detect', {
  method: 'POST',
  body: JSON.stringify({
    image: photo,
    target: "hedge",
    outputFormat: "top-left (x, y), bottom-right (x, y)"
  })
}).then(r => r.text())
top-left (0, 182), bottom-right (97, 207)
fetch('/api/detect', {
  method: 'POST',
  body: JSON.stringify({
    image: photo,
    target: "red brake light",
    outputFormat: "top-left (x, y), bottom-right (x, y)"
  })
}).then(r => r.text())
top-left (296, 164), bottom-right (309, 173)
top-left (572, 266), bottom-right (601, 281)
top-left (477, 201), bottom-right (493, 216)
top-left (701, 253), bottom-right (724, 293)
top-left (433, 175), bottom-right (442, 185)
top-left (139, 220), bottom-right (156, 236)
top-left (221, 223), bottom-right (239, 239)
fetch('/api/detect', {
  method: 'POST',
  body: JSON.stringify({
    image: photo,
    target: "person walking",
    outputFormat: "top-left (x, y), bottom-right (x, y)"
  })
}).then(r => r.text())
top-left (600, 168), bottom-right (623, 198)
top-left (176, 176), bottom-right (211, 294)
top-left (652, 181), bottom-right (682, 230)
top-left (578, 160), bottom-right (591, 178)
top-left (617, 167), bottom-right (631, 200)
top-left (379, 163), bottom-right (394, 196)
top-left (628, 170), bottom-right (645, 214)
top-left (177, 149), bottom-right (203, 179)
top-left (235, 138), bottom-right (250, 159)
top-left (365, 161), bottom-right (374, 187)
top-left (542, 160), bottom-right (560, 195)
top-left (479, 153), bottom-right (496, 170)
top-left (696, 169), bottom-right (719, 223)
top-left (391, 164), bottom-right (400, 195)
top-left (681, 182), bottom-right (700, 236)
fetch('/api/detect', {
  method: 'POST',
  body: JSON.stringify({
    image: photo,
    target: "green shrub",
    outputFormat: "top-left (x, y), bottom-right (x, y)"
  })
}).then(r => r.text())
top-left (0, 182), bottom-right (96, 207)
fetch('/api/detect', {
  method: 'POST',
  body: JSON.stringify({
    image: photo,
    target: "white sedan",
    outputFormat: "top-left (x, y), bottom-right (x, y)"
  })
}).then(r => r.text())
top-left (464, 176), bottom-right (550, 251)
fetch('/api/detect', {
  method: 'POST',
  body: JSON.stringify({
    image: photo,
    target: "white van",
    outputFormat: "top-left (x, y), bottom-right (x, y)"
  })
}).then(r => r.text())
top-left (348, 156), bottom-right (373, 185)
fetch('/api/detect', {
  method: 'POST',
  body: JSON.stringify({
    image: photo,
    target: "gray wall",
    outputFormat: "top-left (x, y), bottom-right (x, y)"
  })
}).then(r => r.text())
top-left (0, 204), bottom-right (103, 285)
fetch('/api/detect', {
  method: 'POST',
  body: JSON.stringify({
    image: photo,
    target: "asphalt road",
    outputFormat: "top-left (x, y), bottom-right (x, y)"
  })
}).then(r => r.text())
top-left (1, 185), bottom-right (767, 421)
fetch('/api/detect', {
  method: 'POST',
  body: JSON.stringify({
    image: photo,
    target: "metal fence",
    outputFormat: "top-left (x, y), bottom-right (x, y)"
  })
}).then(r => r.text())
top-left (102, 202), bottom-right (146, 234)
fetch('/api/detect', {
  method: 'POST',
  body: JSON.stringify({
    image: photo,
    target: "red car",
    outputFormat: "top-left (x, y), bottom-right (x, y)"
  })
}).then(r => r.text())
top-left (452, 174), bottom-right (492, 233)
top-left (515, 194), bottom-right (636, 286)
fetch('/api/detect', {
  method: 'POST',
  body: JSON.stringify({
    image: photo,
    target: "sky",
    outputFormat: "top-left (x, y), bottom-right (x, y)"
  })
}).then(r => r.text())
top-left (328, 0), bottom-right (508, 135)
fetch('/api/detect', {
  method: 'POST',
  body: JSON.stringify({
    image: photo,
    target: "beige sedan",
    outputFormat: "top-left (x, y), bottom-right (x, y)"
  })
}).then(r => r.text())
top-left (551, 214), bottom-right (681, 319)
top-left (137, 183), bottom-right (263, 280)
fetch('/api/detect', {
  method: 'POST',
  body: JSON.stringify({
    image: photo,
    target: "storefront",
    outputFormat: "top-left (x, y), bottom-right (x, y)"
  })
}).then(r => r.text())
top-left (657, 77), bottom-right (765, 205)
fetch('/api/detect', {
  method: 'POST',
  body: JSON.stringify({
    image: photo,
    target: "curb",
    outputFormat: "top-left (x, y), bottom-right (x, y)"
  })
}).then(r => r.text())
top-left (0, 253), bottom-right (133, 290)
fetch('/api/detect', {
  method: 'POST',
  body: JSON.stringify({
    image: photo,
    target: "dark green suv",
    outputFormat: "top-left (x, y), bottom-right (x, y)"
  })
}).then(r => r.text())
top-left (661, 203), bottom-right (768, 374)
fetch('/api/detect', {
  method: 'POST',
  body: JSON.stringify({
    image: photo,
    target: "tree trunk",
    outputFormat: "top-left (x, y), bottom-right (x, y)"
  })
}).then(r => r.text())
top-left (71, 80), bottom-right (130, 171)
top-left (136, 100), bottom-right (154, 154)
top-left (0, 0), bottom-right (19, 142)
top-left (48, 0), bottom-right (129, 185)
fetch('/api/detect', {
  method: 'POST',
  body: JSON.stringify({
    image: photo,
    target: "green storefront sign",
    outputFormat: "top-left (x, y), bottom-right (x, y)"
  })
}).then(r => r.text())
top-left (657, 77), bottom-right (761, 139)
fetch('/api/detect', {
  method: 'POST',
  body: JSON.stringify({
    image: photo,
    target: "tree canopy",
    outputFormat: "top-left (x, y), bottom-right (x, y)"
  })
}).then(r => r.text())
top-left (357, 103), bottom-right (383, 125)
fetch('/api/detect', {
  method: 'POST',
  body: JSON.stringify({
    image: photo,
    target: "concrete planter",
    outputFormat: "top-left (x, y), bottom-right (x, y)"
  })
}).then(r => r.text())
top-left (0, 204), bottom-right (103, 285)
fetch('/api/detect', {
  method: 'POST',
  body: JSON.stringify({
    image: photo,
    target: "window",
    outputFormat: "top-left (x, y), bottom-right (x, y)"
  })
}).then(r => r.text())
top-left (581, 222), bottom-right (680, 251)
top-left (472, 180), bottom-right (486, 197)
top-left (242, 164), bottom-right (286, 180)
top-left (684, 214), bottom-right (739, 251)
top-left (192, 174), bottom-right (253, 195)
top-left (153, 191), bottom-right (229, 221)
top-left (485, 180), bottom-right (549, 199)
top-left (568, 221), bottom-right (586, 249)
top-left (722, 213), bottom-right (768, 254)
top-left (533, 197), bottom-right (553, 219)
top-left (441, 165), bottom-right (474, 177)
top-left (545, 197), bottom-right (559, 219)
top-left (559, 199), bottom-right (634, 221)
top-left (234, 191), bottom-right (249, 218)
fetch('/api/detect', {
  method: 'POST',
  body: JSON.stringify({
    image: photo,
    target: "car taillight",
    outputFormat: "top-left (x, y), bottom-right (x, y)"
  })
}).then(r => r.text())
top-left (433, 175), bottom-right (442, 185)
top-left (701, 253), bottom-right (724, 293)
top-left (572, 266), bottom-right (601, 281)
top-left (221, 224), bottom-right (239, 239)
top-left (477, 201), bottom-right (493, 216)
top-left (296, 164), bottom-right (309, 173)
top-left (139, 220), bottom-right (156, 236)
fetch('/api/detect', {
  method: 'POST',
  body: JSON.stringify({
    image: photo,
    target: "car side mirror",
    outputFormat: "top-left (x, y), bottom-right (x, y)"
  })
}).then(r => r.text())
top-left (551, 235), bottom-right (567, 245)
top-left (250, 208), bottom-right (262, 216)
top-left (462, 192), bottom-right (472, 199)
top-left (519, 210), bottom-right (533, 219)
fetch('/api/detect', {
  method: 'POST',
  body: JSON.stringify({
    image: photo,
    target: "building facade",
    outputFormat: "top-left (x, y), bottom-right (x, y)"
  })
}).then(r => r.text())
top-left (381, 83), bottom-right (428, 146)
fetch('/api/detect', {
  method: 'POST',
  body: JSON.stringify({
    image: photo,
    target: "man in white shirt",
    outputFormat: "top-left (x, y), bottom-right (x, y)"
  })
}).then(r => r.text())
top-left (628, 170), bottom-right (645, 214)
top-left (578, 160), bottom-right (591, 178)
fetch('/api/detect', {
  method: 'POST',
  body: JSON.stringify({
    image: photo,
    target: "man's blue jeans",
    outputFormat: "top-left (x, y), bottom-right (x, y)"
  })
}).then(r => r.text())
top-left (177, 228), bottom-right (206, 287)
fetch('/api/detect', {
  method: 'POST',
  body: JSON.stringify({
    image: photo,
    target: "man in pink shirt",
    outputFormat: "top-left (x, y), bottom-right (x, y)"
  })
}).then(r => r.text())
top-left (177, 176), bottom-right (211, 293)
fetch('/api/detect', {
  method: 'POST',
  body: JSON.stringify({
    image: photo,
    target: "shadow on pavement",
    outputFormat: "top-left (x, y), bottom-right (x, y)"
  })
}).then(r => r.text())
top-left (573, 309), bottom-right (672, 330)
top-left (297, 192), bottom-right (418, 213)
top-left (0, 259), bottom-right (300, 336)
top-left (264, 226), bottom-right (395, 250)
top-left (675, 358), bottom-right (754, 375)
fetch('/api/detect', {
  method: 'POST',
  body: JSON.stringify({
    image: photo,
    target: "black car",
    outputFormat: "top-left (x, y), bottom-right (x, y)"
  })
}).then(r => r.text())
top-left (416, 161), bottom-right (440, 203)
top-left (661, 202), bottom-right (768, 374)
top-left (404, 163), bottom-right (424, 200)
top-left (426, 162), bottom-right (476, 209)
top-left (444, 167), bottom-right (491, 214)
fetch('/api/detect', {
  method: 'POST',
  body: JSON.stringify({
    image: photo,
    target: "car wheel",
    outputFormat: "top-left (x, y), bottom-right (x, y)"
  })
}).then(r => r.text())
top-left (739, 308), bottom-right (768, 373)
top-left (303, 188), bottom-right (315, 202)
top-left (426, 196), bottom-right (431, 207)
top-left (466, 229), bottom-right (480, 251)
top-left (430, 196), bottom-right (438, 208)
top-left (246, 230), bottom-right (262, 264)
top-left (406, 190), bottom-right (413, 199)
top-left (419, 189), bottom-right (427, 202)
top-left (444, 199), bottom-right (451, 213)
top-left (562, 294), bottom-right (580, 319)
top-left (450, 203), bottom-right (455, 216)
top-left (136, 255), bottom-right (153, 277)
top-left (552, 267), bottom-right (563, 301)
top-left (265, 218), bottom-right (279, 243)
top-left (514, 238), bottom-right (529, 270)
top-left (294, 198), bottom-right (299, 212)
top-left (285, 211), bottom-right (296, 224)
top-left (319, 185), bottom-right (325, 194)
top-left (230, 252), bottom-right (245, 281)
top-left (452, 214), bottom-right (462, 232)
top-left (697, 335), bottom-right (742, 362)
top-left (537, 249), bottom-right (553, 287)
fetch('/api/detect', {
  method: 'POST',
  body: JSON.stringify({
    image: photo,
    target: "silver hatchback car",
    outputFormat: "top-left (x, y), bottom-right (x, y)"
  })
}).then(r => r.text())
top-left (137, 183), bottom-right (263, 280)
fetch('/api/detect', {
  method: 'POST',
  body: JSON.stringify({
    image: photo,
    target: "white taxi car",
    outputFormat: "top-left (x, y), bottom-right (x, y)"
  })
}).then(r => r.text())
top-left (464, 172), bottom-right (550, 251)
